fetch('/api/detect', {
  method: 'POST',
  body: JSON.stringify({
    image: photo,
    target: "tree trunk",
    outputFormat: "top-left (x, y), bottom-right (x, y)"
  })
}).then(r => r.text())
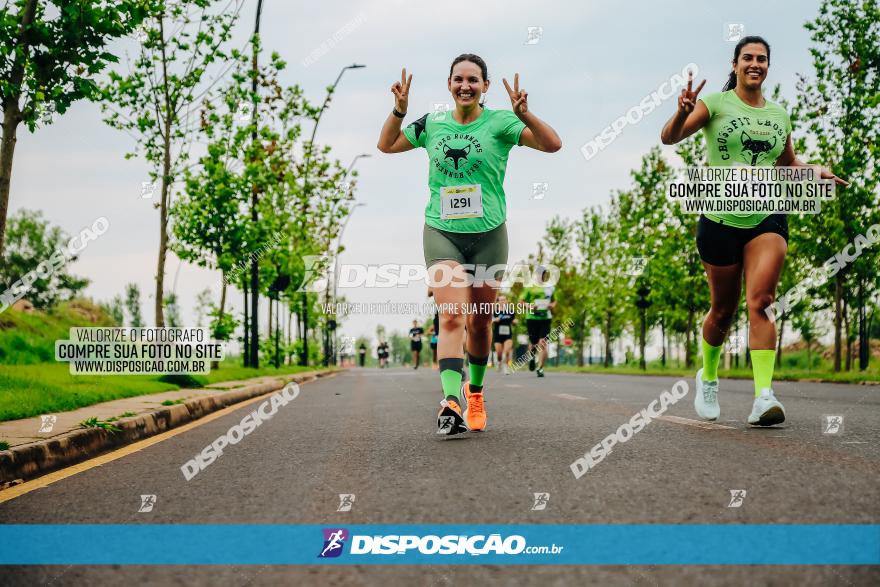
top-left (243, 280), bottom-right (249, 367)
top-left (275, 296), bottom-right (280, 368)
top-left (843, 296), bottom-right (852, 371)
top-left (834, 275), bottom-right (843, 371)
top-left (685, 307), bottom-right (695, 368)
top-left (287, 305), bottom-right (292, 365)
top-left (776, 317), bottom-right (785, 367)
top-left (576, 314), bottom-right (585, 367)
top-left (0, 0), bottom-right (36, 258)
top-left (0, 100), bottom-right (19, 261)
top-left (639, 309), bottom-right (646, 370)
top-left (300, 292), bottom-right (309, 366)
top-left (858, 279), bottom-right (868, 370)
top-left (211, 279), bottom-right (227, 371)
top-left (154, 156), bottom-right (169, 327)
top-left (154, 17), bottom-right (176, 328)
top-left (604, 310), bottom-right (612, 367)
top-left (734, 319), bottom-right (741, 369)
top-left (660, 317), bottom-right (666, 368)
top-left (250, 253), bottom-right (259, 367)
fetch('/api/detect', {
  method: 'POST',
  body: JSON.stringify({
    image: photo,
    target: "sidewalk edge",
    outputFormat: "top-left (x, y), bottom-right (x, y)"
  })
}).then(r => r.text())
top-left (0, 369), bottom-right (336, 485)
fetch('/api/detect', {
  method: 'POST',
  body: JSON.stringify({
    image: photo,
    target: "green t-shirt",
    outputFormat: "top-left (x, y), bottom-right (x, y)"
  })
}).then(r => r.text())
top-left (523, 286), bottom-right (553, 320)
top-left (699, 90), bottom-right (792, 229)
top-left (403, 107), bottom-right (526, 233)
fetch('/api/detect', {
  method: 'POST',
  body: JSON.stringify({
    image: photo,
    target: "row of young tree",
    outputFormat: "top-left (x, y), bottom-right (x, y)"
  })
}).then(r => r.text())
top-left (1, 0), bottom-right (357, 367)
top-left (530, 0), bottom-right (879, 372)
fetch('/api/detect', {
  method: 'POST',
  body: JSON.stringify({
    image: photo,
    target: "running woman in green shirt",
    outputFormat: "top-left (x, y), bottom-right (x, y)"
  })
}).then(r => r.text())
top-left (661, 36), bottom-right (847, 426)
top-left (377, 54), bottom-right (561, 435)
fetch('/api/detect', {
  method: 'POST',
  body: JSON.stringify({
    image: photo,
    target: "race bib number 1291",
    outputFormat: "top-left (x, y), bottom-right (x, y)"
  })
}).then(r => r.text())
top-left (440, 185), bottom-right (483, 220)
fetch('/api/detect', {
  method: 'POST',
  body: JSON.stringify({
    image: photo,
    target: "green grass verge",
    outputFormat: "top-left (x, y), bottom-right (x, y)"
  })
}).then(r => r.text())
top-left (0, 361), bottom-right (324, 422)
top-left (0, 300), bottom-right (115, 365)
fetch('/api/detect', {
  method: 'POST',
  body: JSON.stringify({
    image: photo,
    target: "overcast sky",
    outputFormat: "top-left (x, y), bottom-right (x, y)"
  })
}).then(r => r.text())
top-left (9, 0), bottom-right (825, 349)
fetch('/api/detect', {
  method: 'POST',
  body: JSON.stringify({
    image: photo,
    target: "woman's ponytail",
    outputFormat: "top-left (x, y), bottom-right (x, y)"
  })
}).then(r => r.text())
top-left (722, 70), bottom-right (738, 92)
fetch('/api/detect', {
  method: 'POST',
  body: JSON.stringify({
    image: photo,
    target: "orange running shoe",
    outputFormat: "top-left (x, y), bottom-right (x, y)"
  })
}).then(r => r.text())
top-left (437, 398), bottom-right (467, 435)
top-left (463, 383), bottom-right (487, 432)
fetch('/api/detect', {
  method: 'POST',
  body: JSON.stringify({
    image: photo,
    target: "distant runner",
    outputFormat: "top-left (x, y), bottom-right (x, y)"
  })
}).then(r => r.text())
top-left (409, 319), bottom-right (424, 369)
top-left (492, 294), bottom-right (516, 375)
top-left (522, 266), bottom-right (555, 378)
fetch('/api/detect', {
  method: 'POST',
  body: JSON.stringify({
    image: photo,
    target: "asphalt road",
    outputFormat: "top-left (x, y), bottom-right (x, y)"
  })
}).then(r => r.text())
top-left (1, 367), bottom-right (878, 586)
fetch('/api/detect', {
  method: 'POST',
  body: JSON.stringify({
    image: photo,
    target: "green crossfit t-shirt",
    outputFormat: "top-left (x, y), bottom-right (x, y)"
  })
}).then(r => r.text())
top-left (403, 107), bottom-right (526, 233)
top-left (699, 90), bottom-right (792, 229)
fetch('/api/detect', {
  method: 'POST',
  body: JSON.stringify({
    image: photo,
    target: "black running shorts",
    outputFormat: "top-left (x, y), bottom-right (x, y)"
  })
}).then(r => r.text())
top-left (526, 319), bottom-right (551, 344)
top-left (696, 214), bottom-right (788, 266)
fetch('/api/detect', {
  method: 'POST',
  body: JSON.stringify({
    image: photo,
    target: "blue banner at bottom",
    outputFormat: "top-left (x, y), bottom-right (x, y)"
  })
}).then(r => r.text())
top-left (2, 524), bottom-right (878, 565)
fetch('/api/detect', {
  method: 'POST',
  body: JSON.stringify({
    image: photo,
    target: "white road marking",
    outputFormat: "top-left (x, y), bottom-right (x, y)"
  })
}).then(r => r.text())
top-left (552, 396), bottom-right (735, 429)
top-left (655, 415), bottom-right (735, 430)
top-left (553, 393), bottom-right (588, 401)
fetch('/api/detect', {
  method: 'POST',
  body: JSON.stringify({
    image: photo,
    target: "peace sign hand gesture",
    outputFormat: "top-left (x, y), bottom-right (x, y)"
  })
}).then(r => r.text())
top-left (391, 68), bottom-right (412, 114)
top-left (503, 73), bottom-right (528, 116)
top-left (678, 70), bottom-right (706, 115)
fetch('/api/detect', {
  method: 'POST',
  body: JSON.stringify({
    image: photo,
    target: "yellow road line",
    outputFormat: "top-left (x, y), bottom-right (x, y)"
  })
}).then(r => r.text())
top-left (0, 374), bottom-right (335, 504)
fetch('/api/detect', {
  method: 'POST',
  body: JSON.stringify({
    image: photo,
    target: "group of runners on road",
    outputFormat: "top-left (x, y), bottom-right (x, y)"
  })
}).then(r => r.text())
top-left (376, 39), bottom-right (846, 435)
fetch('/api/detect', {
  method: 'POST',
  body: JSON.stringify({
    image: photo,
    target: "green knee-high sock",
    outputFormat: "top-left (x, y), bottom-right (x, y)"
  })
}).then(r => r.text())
top-left (439, 357), bottom-right (464, 403)
top-left (701, 338), bottom-right (722, 381)
top-left (468, 353), bottom-right (489, 393)
top-left (750, 349), bottom-right (776, 396)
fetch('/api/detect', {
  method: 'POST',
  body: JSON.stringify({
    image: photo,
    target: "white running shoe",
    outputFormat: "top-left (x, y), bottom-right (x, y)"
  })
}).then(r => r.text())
top-left (502, 363), bottom-right (509, 375)
top-left (748, 388), bottom-right (786, 426)
top-left (694, 368), bottom-right (720, 421)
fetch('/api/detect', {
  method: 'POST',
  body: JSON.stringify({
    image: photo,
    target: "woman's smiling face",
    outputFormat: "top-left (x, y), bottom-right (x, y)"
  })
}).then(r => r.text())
top-left (448, 60), bottom-right (489, 108)
top-left (734, 42), bottom-right (769, 90)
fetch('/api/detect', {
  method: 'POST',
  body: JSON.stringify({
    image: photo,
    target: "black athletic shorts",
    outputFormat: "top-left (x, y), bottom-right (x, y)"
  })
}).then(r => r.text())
top-left (696, 214), bottom-right (788, 266)
top-left (526, 319), bottom-right (551, 345)
top-left (493, 324), bottom-right (512, 345)
top-left (411, 341), bottom-right (422, 352)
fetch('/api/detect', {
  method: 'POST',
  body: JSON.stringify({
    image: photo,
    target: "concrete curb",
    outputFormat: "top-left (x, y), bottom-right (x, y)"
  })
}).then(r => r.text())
top-left (0, 369), bottom-right (336, 485)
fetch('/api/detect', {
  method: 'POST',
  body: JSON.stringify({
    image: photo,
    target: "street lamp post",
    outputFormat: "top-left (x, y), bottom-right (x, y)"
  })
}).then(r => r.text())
top-left (344, 153), bottom-right (371, 179)
top-left (322, 153), bottom-right (370, 366)
top-left (300, 63), bottom-right (365, 367)
top-left (246, 0), bottom-right (265, 368)
top-left (330, 202), bottom-right (366, 365)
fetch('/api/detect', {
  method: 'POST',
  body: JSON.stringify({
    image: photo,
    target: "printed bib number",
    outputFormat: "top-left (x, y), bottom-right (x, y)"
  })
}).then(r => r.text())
top-left (535, 299), bottom-right (550, 311)
top-left (499, 325), bottom-right (511, 336)
top-left (440, 185), bottom-right (483, 220)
